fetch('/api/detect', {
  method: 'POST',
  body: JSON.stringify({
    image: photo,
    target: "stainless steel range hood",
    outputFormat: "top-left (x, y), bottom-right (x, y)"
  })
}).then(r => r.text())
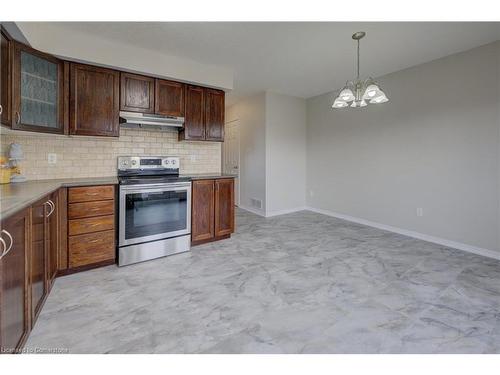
top-left (119, 111), bottom-right (184, 128)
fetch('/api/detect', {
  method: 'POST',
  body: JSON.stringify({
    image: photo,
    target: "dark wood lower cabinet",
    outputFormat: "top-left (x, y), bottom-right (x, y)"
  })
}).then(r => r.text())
top-left (191, 180), bottom-right (215, 243)
top-left (30, 197), bottom-right (49, 325)
top-left (215, 178), bottom-right (234, 237)
top-left (47, 192), bottom-right (59, 288)
top-left (66, 185), bottom-right (116, 271)
top-left (0, 208), bottom-right (30, 354)
top-left (191, 178), bottom-right (235, 245)
top-left (0, 185), bottom-right (116, 354)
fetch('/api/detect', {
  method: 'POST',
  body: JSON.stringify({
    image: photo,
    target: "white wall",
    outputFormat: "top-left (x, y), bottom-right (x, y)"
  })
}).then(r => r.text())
top-left (16, 22), bottom-right (233, 91)
top-left (226, 93), bottom-right (267, 215)
top-left (265, 92), bottom-right (307, 215)
top-left (307, 41), bottom-right (500, 253)
top-left (497, 43), bottom-right (500, 251)
top-left (226, 91), bottom-right (307, 216)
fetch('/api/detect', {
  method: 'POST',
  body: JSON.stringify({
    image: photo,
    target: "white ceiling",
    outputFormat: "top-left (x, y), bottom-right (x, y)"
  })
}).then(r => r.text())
top-left (27, 22), bottom-right (500, 105)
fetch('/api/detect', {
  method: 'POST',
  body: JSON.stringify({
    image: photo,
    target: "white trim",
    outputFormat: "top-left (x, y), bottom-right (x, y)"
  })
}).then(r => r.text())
top-left (306, 206), bottom-right (500, 261)
top-left (238, 204), bottom-right (267, 217)
top-left (265, 206), bottom-right (307, 218)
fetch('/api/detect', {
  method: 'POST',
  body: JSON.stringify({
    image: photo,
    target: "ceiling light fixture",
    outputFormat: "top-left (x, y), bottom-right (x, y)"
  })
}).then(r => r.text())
top-left (332, 32), bottom-right (389, 109)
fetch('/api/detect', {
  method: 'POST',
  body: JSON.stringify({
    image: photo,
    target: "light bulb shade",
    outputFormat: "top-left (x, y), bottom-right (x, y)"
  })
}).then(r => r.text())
top-left (369, 90), bottom-right (389, 104)
top-left (338, 87), bottom-right (355, 102)
top-left (332, 98), bottom-right (348, 108)
top-left (362, 83), bottom-right (382, 100)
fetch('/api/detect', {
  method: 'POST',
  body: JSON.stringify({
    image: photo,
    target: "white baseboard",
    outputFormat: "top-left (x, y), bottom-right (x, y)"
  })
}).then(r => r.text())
top-left (237, 204), bottom-right (266, 217)
top-left (265, 206), bottom-right (307, 217)
top-left (306, 206), bottom-right (500, 261)
top-left (239, 205), bottom-right (307, 218)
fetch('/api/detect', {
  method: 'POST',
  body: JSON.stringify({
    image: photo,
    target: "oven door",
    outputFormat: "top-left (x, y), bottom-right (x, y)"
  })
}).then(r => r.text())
top-left (119, 182), bottom-right (191, 247)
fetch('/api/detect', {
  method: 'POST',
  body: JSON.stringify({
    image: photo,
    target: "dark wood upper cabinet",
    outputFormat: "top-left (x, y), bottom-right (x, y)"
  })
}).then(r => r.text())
top-left (11, 42), bottom-right (68, 134)
top-left (70, 63), bottom-right (119, 137)
top-left (1, 28), bottom-right (12, 127)
top-left (205, 89), bottom-right (225, 141)
top-left (180, 86), bottom-right (225, 142)
top-left (214, 178), bottom-right (234, 237)
top-left (0, 208), bottom-right (30, 354)
top-left (180, 85), bottom-right (205, 141)
top-left (191, 179), bottom-right (215, 243)
top-left (120, 72), bottom-right (155, 113)
top-left (30, 197), bottom-right (49, 325)
top-left (155, 79), bottom-right (185, 117)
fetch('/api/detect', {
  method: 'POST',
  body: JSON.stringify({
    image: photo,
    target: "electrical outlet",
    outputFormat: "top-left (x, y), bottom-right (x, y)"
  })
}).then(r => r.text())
top-left (416, 207), bottom-right (423, 217)
top-left (48, 153), bottom-right (57, 165)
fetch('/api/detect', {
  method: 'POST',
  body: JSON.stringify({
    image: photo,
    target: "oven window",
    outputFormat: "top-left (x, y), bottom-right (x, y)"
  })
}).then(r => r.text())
top-left (125, 190), bottom-right (187, 240)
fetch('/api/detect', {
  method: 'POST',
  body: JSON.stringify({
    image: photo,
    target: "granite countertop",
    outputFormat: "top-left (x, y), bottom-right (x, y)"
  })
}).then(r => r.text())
top-left (182, 173), bottom-right (237, 180)
top-left (0, 174), bottom-right (236, 219)
top-left (0, 177), bottom-right (118, 219)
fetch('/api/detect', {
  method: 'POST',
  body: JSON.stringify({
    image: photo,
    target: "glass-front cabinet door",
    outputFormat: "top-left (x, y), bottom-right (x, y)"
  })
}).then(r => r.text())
top-left (12, 42), bottom-right (67, 133)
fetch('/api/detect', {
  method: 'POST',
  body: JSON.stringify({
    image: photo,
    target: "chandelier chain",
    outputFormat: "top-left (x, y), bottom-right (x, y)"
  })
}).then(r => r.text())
top-left (357, 39), bottom-right (360, 80)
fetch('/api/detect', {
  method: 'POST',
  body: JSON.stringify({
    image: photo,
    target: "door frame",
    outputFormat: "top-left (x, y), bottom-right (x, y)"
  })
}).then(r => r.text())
top-left (222, 119), bottom-right (240, 206)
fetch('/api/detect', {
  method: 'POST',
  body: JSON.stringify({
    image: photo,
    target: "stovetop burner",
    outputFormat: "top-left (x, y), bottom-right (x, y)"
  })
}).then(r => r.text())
top-left (117, 156), bottom-right (188, 185)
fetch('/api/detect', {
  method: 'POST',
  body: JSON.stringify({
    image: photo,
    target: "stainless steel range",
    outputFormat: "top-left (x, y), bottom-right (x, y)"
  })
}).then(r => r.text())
top-left (117, 156), bottom-right (191, 266)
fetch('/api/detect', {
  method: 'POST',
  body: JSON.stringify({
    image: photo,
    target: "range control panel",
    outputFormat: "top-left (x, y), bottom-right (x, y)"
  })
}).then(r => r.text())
top-left (118, 156), bottom-right (180, 171)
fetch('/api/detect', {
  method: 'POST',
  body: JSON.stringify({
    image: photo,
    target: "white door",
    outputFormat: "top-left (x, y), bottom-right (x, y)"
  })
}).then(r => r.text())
top-left (223, 120), bottom-right (240, 206)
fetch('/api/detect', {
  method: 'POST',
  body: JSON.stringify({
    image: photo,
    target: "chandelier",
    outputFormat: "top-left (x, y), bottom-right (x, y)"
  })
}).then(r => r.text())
top-left (332, 32), bottom-right (389, 109)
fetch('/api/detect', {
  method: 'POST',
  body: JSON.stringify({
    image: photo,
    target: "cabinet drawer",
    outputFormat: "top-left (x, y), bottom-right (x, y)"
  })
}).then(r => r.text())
top-left (69, 230), bottom-right (115, 268)
top-left (68, 200), bottom-right (115, 219)
top-left (68, 215), bottom-right (114, 236)
top-left (68, 185), bottom-right (115, 203)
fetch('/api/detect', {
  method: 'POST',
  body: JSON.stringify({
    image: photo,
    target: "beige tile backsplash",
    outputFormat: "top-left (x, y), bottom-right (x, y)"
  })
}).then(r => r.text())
top-left (0, 128), bottom-right (221, 180)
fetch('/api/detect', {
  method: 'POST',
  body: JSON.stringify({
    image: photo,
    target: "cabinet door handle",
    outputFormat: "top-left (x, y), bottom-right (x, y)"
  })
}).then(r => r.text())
top-left (46, 200), bottom-right (55, 217)
top-left (1, 230), bottom-right (13, 257)
top-left (0, 104), bottom-right (3, 115)
top-left (15, 111), bottom-right (20, 125)
top-left (0, 236), bottom-right (6, 258)
top-left (49, 200), bottom-right (56, 216)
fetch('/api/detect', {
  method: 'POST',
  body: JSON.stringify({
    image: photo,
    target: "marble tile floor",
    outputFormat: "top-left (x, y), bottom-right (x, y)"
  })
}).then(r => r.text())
top-left (26, 209), bottom-right (500, 353)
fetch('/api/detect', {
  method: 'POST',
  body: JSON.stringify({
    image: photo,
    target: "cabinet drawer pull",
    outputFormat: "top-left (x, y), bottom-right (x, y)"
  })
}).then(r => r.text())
top-left (86, 192), bottom-right (100, 196)
top-left (1, 229), bottom-right (13, 257)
